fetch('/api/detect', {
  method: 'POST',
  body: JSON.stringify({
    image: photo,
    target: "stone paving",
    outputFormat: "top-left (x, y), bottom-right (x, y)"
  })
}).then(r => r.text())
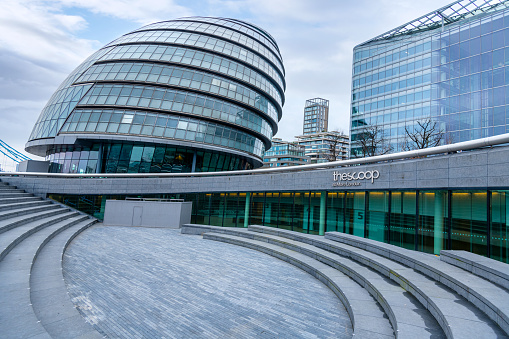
top-left (63, 225), bottom-right (353, 338)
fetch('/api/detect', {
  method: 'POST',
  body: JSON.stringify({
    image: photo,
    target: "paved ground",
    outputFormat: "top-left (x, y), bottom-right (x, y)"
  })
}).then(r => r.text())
top-left (63, 225), bottom-right (353, 338)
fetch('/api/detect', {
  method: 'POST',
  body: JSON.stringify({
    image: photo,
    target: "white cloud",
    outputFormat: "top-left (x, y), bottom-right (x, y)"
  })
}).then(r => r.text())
top-left (58, 0), bottom-right (193, 24)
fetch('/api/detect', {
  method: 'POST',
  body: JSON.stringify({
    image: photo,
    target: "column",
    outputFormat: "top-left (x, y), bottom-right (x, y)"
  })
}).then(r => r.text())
top-left (434, 192), bottom-right (444, 255)
top-left (244, 192), bottom-right (250, 228)
top-left (319, 191), bottom-right (326, 236)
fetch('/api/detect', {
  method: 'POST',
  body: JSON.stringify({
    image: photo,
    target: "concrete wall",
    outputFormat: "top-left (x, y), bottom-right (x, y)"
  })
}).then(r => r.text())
top-left (3, 145), bottom-right (509, 196)
top-left (17, 160), bottom-right (49, 173)
top-left (103, 200), bottom-right (192, 228)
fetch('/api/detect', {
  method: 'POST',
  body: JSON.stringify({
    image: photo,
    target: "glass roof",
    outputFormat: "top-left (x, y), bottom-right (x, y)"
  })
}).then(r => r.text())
top-left (359, 0), bottom-right (509, 46)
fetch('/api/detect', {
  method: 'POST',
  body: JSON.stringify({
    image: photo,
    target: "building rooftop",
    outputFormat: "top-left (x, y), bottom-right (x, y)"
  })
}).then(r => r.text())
top-left (358, 0), bottom-right (509, 47)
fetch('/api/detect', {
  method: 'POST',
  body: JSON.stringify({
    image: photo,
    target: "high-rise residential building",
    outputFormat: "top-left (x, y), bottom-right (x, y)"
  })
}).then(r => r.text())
top-left (303, 98), bottom-right (329, 135)
top-left (295, 131), bottom-right (349, 163)
top-left (262, 138), bottom-right (309, 167)
top-left (25, 17), bottom-right (285, 173)
top-left (350, 0), bottom-right (509, 158)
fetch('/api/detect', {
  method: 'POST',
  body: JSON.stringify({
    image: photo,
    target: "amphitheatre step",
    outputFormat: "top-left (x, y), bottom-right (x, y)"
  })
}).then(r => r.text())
top-left (30, 218), bottom-right (101, 338)
top-left (0, 192), bottom-right (32, 198)
top-left (0, 203), bottom-right (60, 221)
top-left (0, 200), bottom-right (52, 212)
top-left (185, 225), bottom-right (443, 339)
top-left (0, 186), bottom-right (18, 191)
top-left (0, 211), bottom-right (78, 261)
top-left (0, 196), bottom-right (41, 205)
top-left (201, 231), bottom-right (395, 339)
top-left (324, 231), bottom-right (509, 336)
top-left (0, 208), bottom-right (69, 235)
top-left (0, 214), bottom-right (88, 338)
top-left (440, 250), bottom-right (509, 291)
top-left (247, 225), bottom-right (506, 339)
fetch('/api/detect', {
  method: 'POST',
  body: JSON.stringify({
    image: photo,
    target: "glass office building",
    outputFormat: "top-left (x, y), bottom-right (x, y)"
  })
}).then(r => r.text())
top-left (263, 138), bottom-right (309, 167)
top-left (350, 0), bottom-right (509, 157)
top-left (303, 98), bottom-right (329, 135)
top-left (26, 17), bottom-right (285, 173)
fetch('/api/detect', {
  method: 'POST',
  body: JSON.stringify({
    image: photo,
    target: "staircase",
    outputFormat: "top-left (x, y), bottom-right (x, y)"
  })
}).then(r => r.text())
top-left (182, 224), bottom-right (509, 339)
top-left (0, 181), bottom-right (101, 338)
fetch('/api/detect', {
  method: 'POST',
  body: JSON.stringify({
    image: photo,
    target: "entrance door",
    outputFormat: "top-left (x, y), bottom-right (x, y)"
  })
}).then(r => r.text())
top-left (132, 206), bottom-right (143, 226)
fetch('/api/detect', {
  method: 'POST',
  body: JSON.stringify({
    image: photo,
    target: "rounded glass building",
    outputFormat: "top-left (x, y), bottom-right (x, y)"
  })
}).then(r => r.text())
top-left (26, 17), bottom-right (285, 173)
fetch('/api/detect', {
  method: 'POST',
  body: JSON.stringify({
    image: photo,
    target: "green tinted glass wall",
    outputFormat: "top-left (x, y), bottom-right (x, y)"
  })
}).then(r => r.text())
top-left (391, 192), bottom-right (416, 250)
top-left (367, 191), bottom-right (389, 242)
top-left (419, 191), bottom-right (448, 254)
top-left (491, 191), bottom-right (509, 263)
top-left (451, 191), bottom-right (488, 256)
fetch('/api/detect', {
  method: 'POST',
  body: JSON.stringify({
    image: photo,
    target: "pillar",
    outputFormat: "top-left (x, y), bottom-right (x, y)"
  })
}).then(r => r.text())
top-left (434, 192), bottom-right (444, 255)
top-left (319, 191), bottom-right (326, 236)
top-left (244, 192), bottom-right (250, 228)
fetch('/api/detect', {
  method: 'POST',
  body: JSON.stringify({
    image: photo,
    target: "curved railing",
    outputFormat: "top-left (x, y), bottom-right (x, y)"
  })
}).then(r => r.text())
top-left (4, 133), bottom-right (509, 179)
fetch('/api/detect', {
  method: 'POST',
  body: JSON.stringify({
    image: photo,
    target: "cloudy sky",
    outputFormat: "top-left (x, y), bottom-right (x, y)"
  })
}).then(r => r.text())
top-left (0, 0), bottom-right (450, 159)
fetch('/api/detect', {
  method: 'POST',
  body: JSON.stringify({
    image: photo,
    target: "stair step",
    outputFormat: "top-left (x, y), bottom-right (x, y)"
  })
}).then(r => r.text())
top-left (324, 231), bottom-right (509, 336)
top-left (203, 232), bottom-right (395, 338)
top-left (30, 219), bottom-right (102, 338)
top-left (246, 225), bottom-right (506, 339)
top-left (0, 211), bottom-right (78, 261)
top-left (0, 197), bottom-right (41, 205)
top-left (0, 192), bottom-right (32, 198)
top-left (0, 200), bottom-right (51, 212)
top-left (0, 214), bottom-right (90, 339)
top-left (0, 204), bottom-right (60, 221)
top-left (0, 208), bottom-right (69, 235)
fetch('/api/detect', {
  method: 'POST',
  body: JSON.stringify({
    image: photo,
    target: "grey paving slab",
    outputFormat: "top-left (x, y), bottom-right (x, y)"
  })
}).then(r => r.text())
top-left (63, 226), bottom-right (353, 339)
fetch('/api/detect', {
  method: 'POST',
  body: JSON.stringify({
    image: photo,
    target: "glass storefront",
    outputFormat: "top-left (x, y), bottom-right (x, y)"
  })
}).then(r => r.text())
top-left (49, 188), bottom-right (509, 263)
top-left (46, 142), bottom-right (254, 173)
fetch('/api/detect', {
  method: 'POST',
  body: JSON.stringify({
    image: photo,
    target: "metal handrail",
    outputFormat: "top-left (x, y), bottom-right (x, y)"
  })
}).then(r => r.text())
top-left (2, 133), bottom-right (509, 179)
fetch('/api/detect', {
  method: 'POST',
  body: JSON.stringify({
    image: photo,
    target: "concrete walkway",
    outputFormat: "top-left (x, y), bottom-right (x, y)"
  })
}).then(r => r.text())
top-left (63, 226), bottom-right (353, 338)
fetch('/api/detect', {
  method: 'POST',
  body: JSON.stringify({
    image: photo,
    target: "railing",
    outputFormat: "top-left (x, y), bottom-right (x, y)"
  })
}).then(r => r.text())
top-left (1, 133), bottom-right (509, 179)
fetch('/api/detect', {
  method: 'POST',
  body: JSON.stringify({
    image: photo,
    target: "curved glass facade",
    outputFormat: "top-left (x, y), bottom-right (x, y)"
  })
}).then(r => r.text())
top-left (350, 4), bottom-right (509, 156)
top-left (26, 17), bottom-right (285, 172)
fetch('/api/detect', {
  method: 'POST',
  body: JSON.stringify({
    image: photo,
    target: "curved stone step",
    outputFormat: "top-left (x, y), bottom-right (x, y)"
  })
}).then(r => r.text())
top-left (324, 231), bottom-right (509, 336)
top-left (0, 214), bottom-right (89, 338)
top-left (0, 203), bottom-right (60, 221)
top-left (191, 226), bottom-right (443, 339)
top-left (0, 208), bottom-right (69, 235)
top-left (0, 211), bottom-right (78, 261)
top-left (30, 219), bottom-right (102, 338)
top-left (440, 250), bottom-right (509, 291)
top-left (0, 200), bottom-right (51, 212)
top-left (248, 225), bottom-right (506, 339)
top-left (0, 192), bottom-right (32, 198)
top-left (202, 231), bottom-right (395, 339)
top-left (0, 196), bottom-right (41, 205)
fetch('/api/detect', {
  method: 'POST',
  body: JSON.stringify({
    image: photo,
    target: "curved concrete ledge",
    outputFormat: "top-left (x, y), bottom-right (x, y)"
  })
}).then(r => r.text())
top-left (0, 180), bottom-right (100, 338)
top-left (248, 225), bottom-right (504, 339)
top-left (202, 231), bottom-right (395, 338)
top-left (324, 232), bottom-right (509, 336)
top-left (440, 250), bottom-right (509, 290)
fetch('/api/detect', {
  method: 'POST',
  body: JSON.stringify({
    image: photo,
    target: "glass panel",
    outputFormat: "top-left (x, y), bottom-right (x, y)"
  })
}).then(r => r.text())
top-left (293, 192), bottom-right (308, 233)
top-left (390, 192), bottom-right (416, 250)
top-left (264, 192), bottom-right (279, 228)
top-left (278, 192), bottom-right (294, 230)
top-left (209, 193), bottom-right (224, 226)
top-left (223, 193), bottom-right (238, 227)
top-left (194, 193), bottom-right (210, 224)
top-left (309, 192), bottom-right (322, 235)
top-left (327, 192), bottom-right (345, 233)
top-left (418, 191), bottom-right (448, 254)
top-left (367, 191), bottom-right (389, 242)
top-left (345, 192), bottom-right (365, 237)
top-left (249, 192), bottom-right (265, 225)
top-left (491, 191), bottom-right (509, 263)
top-left (236, 193), bottom-right (248, 227)
top-left (451, 191), bottom-right (487, 256)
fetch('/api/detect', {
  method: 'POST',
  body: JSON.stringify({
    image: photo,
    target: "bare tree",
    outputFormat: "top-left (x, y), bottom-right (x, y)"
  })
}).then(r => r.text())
top-left (402, 119), bottom-right (444, 151)
top-left (324, 131), bottom-right (347, 162)
top-left (354, 125), bottom-right (393, 158)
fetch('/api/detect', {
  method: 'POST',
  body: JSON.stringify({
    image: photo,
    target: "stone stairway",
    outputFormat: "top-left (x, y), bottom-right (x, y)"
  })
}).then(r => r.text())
top-left (182, 224), bottom-right (509, 339)
top-left (0, 181), bottom-right (101, 338)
